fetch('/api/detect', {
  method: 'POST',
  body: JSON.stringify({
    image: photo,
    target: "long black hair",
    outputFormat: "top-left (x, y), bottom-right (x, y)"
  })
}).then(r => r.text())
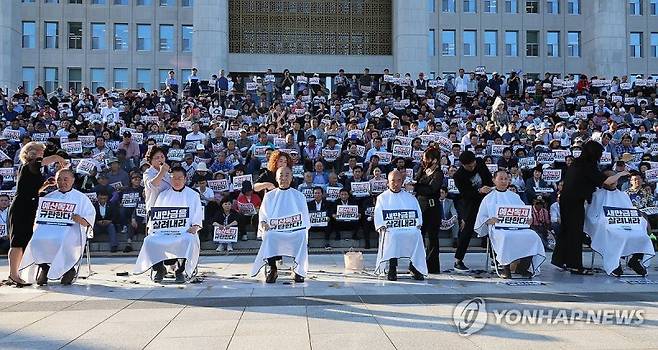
top-left (576, 140), bottom-right (604, 166)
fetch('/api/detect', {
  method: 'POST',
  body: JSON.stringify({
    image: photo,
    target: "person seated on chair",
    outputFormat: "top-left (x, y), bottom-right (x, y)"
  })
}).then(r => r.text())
top-left (474, 170), bottom-right (546, 279)
top-left (584, 176), bottom-right (654, 277)
top-left (134, 166), bottom-right (203, 284)
top-left (93, 190), bottom-right (120, 253)
top-left (331, 188), bottom-right (361, 240)
top-left (19, 169), bottom-right (96, 286)
top-left (373, 169), bottom-right (427, 281)
top-left (307, 186), bottom-right (335, 249)
top-left (251, 167), bottom-right (310, 284)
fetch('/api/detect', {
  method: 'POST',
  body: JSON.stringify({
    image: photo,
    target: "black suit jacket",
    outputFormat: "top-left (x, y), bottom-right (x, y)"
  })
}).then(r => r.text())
top-left (307, 200), bottom-right (335, 215)
top-left (94, 202), bottom-right (118, 222)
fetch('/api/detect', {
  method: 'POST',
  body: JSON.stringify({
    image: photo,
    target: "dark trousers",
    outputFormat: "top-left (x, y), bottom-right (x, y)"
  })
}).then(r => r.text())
top-left (455, 205), bottom-right (478, 261)
top-left (333, 219), bottom-right (360, 239)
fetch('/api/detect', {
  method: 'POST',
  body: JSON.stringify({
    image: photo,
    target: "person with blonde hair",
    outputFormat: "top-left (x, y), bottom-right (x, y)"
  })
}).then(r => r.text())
top-left (7, 141), bottom-right (67, 287)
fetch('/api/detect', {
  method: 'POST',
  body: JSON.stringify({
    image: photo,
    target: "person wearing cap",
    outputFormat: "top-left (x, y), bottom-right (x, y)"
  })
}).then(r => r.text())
top-left (118, 131), bottom-right (140, 163)
top-left (106, 157), bottom-right (130, 189)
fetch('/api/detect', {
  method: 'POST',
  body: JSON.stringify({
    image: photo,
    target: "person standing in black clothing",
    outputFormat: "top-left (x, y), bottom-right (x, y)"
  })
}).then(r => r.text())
top-left (453, 151), bottom-right (493, 272)
top-left (413, 147), bottom-right (444, 274)
top-left (7, 142), bottom-right (67, 287)
top-left (551, 141), bottom-right (629, 275)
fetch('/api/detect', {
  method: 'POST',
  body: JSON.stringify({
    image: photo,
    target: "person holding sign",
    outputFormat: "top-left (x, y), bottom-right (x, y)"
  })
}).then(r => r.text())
top-left (583, 180), bottom-right (654, 276)
top-left (552, 141), bottom-right (630, 275)
top-left (251, 167), bottom-right (310, 284)
top-left (7, 142), bottom-right (68, 287)
top-left (474, 170), bottom-right (546, 279)
top-left (307, 187), bottom-right (334, 249)
top-left (212, 198), bottom-right (239, 253)
top-left (134, 167), bottom-right (203, 283)
top-left (20, 169), bottom-right (95, 285)
top-left (374, 169), bottom-right (427, 281)
top-left (412, 146), bottom-right (444, 274)
top-left (452, 151), bottom-right (494, 273)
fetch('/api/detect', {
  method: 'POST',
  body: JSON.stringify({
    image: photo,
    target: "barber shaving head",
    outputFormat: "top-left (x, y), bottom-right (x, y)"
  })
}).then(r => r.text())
top-left (387, 169), bottom-right (404, 193)
top-left (493, 170), bottom-right (510, 191)
top-left (276, 167), bottom-right (293, 189)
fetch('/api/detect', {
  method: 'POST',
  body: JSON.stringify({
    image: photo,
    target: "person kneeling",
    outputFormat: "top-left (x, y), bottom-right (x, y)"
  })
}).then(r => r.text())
top-left (374, 170), bottom-right (427, 281)
top-left (474, 170), bottom-right (546, 279)
top-left (134, 167), bottom-right (203, 283)
top-left (251, 167), bottom-right (310, 284)
top-left (20, 169), bottom-right (96, 286)
top-left (584, 181), bottom-right (654, 277)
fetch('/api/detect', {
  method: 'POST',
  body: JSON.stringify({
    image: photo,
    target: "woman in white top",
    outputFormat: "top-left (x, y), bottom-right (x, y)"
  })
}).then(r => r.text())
top-left (143, 146), bottom-right (171, 214)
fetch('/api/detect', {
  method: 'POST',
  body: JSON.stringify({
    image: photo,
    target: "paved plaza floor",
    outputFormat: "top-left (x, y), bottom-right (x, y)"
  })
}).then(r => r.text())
top-left (1, 252), bottom-right (658, 350)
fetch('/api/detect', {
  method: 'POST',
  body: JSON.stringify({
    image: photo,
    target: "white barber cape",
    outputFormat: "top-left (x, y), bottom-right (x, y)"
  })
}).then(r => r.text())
top-left (474, 189), bottom-right (546, 272)
top-left (584, 188), bottom-right (654, 275)
top-left (374, 189), bottom-right (428, 276)
top-left (20, 189), bottom-right (96, 282)
top-left (134, 186), bottom-right (203, 277)
top-left (251, 187), bottom-right (310, 277)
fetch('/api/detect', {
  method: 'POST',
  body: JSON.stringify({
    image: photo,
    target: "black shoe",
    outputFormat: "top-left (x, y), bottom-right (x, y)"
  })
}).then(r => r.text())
top-left (409, 264), bottom-right (424, 281)
top-left (60, 268), bottom-right (76, 285)
top-left (153, 264), bottom-right (166, 283)
top-left (37, 265), bottom-right (50, 286)
top-left (454, 261), bottom-right (469, 272)
top-left (628, 258), bottom-right (647, 276)
top-left (500, 266), bottom-right (512, 279)
top-left (387, 266), bottom-right (397, 281)
top-left (294, 274), bottom-right (305, 283)
top-left (611, 265), bottom-right (624, 277)
top-left (266, 266), bottom-right (278, 283)
top-left (123, 245), bottom-right (133, 253)
top-left (110, 246), bottom-right (118, 253)
top-left (174, 271), bottom-right (185, 284)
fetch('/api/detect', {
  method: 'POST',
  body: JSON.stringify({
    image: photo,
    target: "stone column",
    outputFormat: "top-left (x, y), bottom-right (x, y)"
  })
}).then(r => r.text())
top-left (0, 0), bottom-right (20, 92)
top-left (582, 0), bottom-right (627, 77)
top-left (192, 0), bottom-right (229, 78)
top-left (392, 0), bottom-right (429, 76)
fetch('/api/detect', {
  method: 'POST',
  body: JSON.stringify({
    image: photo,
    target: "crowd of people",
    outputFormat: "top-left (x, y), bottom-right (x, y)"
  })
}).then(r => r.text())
top-left (0, 66), bottom-right (657, 270)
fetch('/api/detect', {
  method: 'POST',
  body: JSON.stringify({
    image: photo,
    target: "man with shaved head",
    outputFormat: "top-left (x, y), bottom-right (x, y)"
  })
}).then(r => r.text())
top-left (251, 167), bottom-right (311, 284)
top-left (373, 169), bottom-right (427, 281)
top-left (20, 169), bottom-right (96, 285)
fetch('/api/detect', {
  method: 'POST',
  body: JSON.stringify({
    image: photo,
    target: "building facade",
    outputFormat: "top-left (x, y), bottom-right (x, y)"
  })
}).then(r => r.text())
top-left (2, 0), bottom-right (658, 93)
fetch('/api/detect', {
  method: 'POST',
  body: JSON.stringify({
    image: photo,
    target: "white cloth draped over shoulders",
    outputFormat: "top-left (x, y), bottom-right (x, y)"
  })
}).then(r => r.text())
top-left (474, 189), bottom-right (546, 272)
top-left (373, 189), bottom-right (428, 276)
top-left (134, 186), bottom-right (203, 277)
top-left (20, 189), bottom-right (96, 282)
top-left (584, 189), bottom-right (654, 275)
top-left (251, 188), bottom-right (310, 277)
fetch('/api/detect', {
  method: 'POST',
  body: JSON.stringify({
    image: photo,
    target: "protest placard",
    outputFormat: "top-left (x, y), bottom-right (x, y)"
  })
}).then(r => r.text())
top-left (495, 205), bottom-right (532, 228)
top-left (336, 205), bottom-right (359, 221)
top-left (61, 141), bottom-right (83, 155)
top-left (232, 175), bottom-right (252, 191)
top-left (542, 169), bottom-right (562, 183)
top-left (207, 179), bottom-right (229, 192)
top-left (351, 182), bottom-right (371, 198)
top-left (148, 207), bottom-right (189, 235)
top-left (213, 226), bottom-right (238, 243)
top-left (36, 198), bottom-right (77, 226)
top-left (310, 211), bottom-right (329, 227)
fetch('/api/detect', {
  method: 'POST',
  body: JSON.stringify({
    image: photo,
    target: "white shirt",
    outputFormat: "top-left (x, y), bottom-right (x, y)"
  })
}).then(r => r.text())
top-left (455, 75), bottom-right (469, 93)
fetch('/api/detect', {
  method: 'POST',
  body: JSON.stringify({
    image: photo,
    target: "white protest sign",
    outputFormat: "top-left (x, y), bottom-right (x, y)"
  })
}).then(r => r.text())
top-left (603, 206), bottom-right (641, 228)
top-left (232, 175), bottom-right (252, 191)
top-left (208, 179), bottom-right (229, 192)
top-left (542, 169), bottom-right (562, 183)
top-left (162, 134), bottom-right (182, 146)
top-left (309, 211), bottom-right (329, 227)
top-left (75, 159), bottom-right (96, 175)
top-left (392, 145), bottom-right (412, 158)
top-left (495, 205), bottom-right (532, 229)
top-left (645, 168), bottom-right (658, 183)
top-left (167, 148), bottom-right (185, 162)
top-left (36, 198), bottom-right (77, 226)
top-left (213, 226), bottom-right (238, 243)
top-left (326, 186), bottom-right (341, 202)
top-left (351, 181), bottom-right (371, 198)
top-left (336, 205), bottom-right (359, 221)
top-left (148, 207), bottom-right (189, 235)
top-left (61, 141), bottom-right (83, 155)
top-left (120, 192), bottom-right (140, 208)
